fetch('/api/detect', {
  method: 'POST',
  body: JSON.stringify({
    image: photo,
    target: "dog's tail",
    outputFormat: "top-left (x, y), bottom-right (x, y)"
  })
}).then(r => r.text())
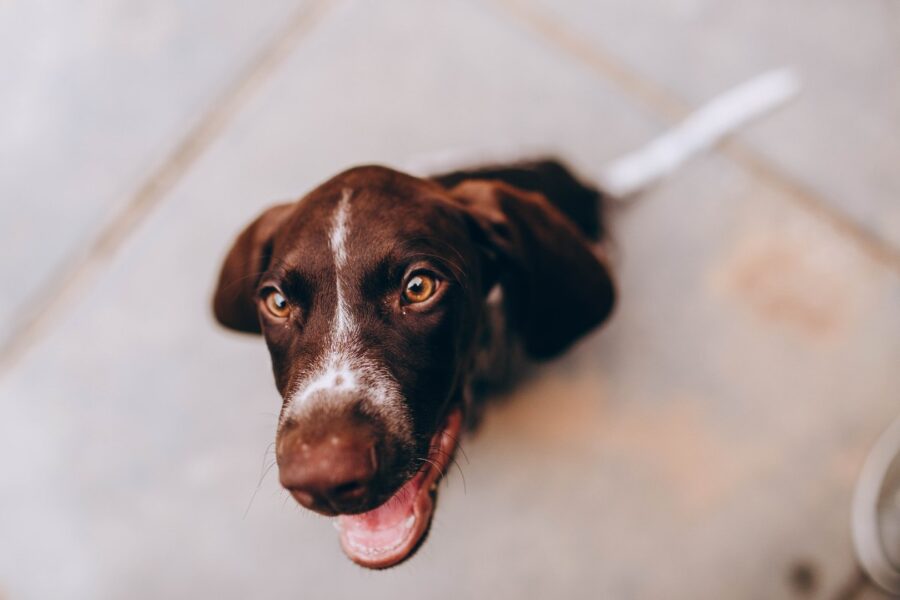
top-left (405, 67), bottom-right (801, 202)
top-left (597, 67), bottom-right (800, 198)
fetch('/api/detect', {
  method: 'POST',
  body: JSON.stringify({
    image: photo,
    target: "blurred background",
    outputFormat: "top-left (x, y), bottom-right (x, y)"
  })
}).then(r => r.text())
top-left (1, 0), bottom-right (899, 598)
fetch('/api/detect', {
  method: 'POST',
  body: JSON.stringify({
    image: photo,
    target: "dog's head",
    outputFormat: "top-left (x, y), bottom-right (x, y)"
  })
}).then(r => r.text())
top-left (212, 165), bottom-right (615, 568)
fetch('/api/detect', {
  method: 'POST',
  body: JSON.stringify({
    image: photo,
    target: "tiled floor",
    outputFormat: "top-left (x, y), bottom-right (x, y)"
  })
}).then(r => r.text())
top-left (1, 1), bottom-right (898, 598)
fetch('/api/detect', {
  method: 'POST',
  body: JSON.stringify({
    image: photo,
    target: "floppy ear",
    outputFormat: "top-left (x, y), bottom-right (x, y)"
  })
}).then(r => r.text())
top-left (212, 203), bottom-right (293, 334)
top-left (451, 180), bottom-right (616, 359)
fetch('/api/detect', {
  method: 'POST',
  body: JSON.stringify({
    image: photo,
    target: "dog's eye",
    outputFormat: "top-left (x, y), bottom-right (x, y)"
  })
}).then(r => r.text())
top-left (403, 274), bottom-right (436, 304)
top-left (263, 290), bottom-right (290, 318)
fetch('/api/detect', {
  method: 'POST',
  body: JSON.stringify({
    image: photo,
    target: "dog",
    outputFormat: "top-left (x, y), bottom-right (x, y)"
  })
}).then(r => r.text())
top-left (212, 159), bottom-right (616, 568)
top-left (210, 68), bottom-right (798, 570)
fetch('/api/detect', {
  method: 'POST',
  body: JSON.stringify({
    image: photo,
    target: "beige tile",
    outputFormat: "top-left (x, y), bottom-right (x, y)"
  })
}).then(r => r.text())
top-left (0, 0), bottom-right (309, 346)
top-left (497, 0), bottom-right (900, 250)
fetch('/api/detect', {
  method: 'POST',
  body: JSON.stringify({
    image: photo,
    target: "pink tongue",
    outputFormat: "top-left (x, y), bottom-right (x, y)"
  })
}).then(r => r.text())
top-left (338, 473), bottom-right (422, 551)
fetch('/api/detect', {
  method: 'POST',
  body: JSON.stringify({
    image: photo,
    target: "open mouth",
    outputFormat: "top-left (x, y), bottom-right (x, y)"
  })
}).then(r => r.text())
top-left (335, 408), bottom-right (462, 569)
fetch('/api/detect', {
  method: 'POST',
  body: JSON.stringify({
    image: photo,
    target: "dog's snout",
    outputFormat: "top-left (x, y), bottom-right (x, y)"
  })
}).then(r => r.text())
top-left (277, 413), bottom-right (381, 514)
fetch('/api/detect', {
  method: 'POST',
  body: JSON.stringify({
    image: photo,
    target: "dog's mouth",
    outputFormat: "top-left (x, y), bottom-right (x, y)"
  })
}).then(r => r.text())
top-left (335, 408), bottom-right (462, 569)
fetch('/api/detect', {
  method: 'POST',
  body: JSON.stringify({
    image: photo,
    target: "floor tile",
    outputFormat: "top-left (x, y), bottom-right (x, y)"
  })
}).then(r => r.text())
top-left (1, 0), bottom-right (897, 598)
top-left (500, 0), bottom-right (900, 250)
top-left (0, 0), bottom-right (308, 346)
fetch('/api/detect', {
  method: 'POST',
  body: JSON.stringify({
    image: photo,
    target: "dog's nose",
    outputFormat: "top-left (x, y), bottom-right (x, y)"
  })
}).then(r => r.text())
top-left (277, 416), bottom-right (380, 514)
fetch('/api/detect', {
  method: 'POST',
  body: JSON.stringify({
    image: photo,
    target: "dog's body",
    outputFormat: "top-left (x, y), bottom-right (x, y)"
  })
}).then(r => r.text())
top-left (210, 69), bottom-right (799, 570)
top-left (213, 159), bottom-right (615, 568)
top-left (430, 161), bottom-right (610, 422)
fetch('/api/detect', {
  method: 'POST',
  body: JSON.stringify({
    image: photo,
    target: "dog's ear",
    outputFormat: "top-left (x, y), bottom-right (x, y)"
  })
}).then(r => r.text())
top-left (212, 203), bottom-right (293, 334)
top-left (451, 180), bottom-right (615, 359)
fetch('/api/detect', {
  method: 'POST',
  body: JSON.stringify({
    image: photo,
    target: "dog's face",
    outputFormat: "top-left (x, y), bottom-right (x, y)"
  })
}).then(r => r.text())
top-left (213, 165), bottom-right (615, 568)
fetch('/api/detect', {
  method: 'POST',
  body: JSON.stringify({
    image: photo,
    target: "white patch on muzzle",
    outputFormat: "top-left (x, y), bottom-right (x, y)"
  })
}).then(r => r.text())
top-left (282, 190), bottom-right (411, 439)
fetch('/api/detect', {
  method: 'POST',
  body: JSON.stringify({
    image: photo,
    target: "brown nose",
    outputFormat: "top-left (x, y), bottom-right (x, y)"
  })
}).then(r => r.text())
top-left (277, 412), bottom-right (380, 514)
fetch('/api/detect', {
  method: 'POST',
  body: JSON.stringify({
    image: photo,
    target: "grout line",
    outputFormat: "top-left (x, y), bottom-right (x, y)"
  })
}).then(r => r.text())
top-left (722, 141), bottom-right (900, 270)
top-left (490, 0), bottom-right (900, 273)
top-left (491, 0), bottom-right (684, 122)
top-left (0, 0), bottom-right (336, 376)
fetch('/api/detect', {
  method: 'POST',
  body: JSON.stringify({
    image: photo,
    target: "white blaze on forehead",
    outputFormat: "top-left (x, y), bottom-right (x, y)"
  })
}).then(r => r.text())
top-left (288, 188), bottom-right (357, 409)
top-left (331, 189), bottom-right (353, 340)
top-left (282, 190), bottom-right (410, 438)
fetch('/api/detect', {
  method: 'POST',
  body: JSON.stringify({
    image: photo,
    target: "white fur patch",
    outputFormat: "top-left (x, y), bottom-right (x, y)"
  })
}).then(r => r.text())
top-left (282, 190), bottom-right (411, 439)
top-left (331, 189), bottom-right (353, 339)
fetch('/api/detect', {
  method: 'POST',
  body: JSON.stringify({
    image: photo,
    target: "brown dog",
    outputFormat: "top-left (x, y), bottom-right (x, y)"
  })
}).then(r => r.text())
top-left (212, 160), bottom-right (616, 568)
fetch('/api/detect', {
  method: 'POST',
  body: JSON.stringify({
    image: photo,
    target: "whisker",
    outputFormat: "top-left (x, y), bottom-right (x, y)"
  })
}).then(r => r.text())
top-left (256, 442), bottom-right (276, 470)
top-left (415, 457), bottom-right (446, 481)
top-left (405, 250), bottom-right (466, 280)
top-left (217, 268), bottom-right (268, 293)
top-left (218, 254), bottom-right (296, 295)
top-left (451, 457), bottom-right (467, 495)
top-left (243, 458), bottom-right (278, 519)
top-left (442, 431), bottom-right (470, 465)
top-left (398, 237), bottom-right (472, 292)
top-left (429, 448), bottom-right (468, 495)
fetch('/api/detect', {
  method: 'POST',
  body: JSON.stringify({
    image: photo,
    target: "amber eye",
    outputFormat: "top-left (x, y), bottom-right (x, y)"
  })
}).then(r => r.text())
top-left (263, 290), bottom-right (290, 318)
top-left (403, 274), bottom-right (437, 304)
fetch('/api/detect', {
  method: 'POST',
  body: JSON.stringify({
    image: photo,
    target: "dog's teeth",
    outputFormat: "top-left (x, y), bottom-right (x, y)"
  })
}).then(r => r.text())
top-left (403, 515), bottom-right (415, 530)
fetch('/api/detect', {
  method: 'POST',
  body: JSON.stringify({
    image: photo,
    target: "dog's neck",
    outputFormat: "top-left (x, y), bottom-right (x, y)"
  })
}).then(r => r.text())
top-left (463, 283), bottom-right (527, 428)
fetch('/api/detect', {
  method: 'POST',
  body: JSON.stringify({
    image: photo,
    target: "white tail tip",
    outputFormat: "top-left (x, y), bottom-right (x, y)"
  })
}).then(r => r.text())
top-left (598, 67), bottom-right (802, 198)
